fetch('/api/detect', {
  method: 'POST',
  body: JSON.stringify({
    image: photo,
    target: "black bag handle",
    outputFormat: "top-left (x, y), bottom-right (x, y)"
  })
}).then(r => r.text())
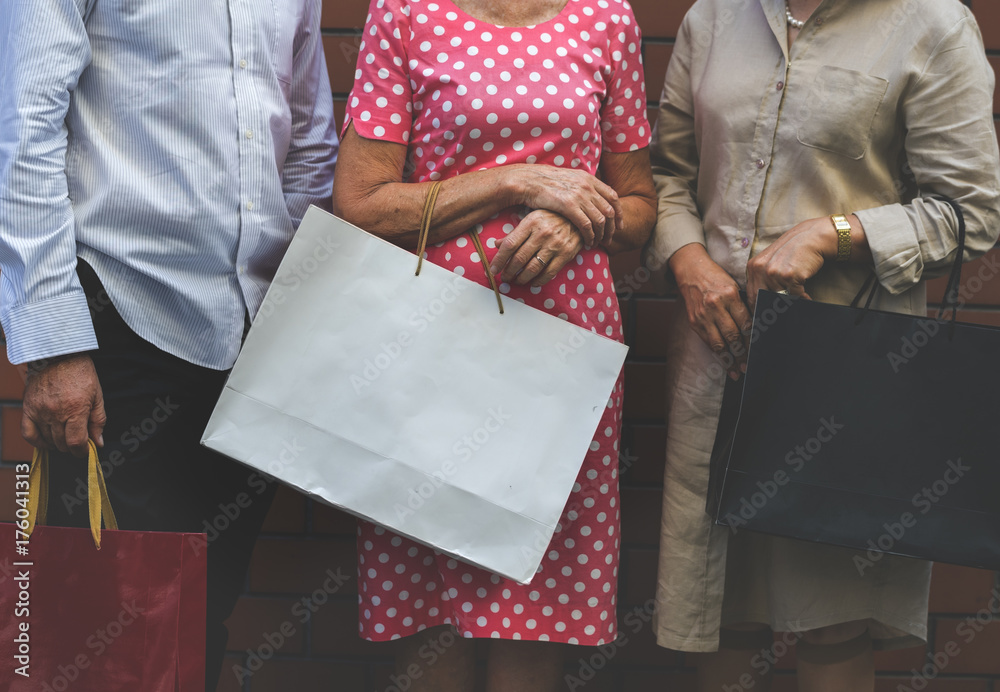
top-left (850, 196), bottom-right (966, 325)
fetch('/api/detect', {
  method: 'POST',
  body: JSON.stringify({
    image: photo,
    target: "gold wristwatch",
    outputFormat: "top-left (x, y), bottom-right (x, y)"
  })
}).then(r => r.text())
top-left (831, 214), bottom-right (852, 262)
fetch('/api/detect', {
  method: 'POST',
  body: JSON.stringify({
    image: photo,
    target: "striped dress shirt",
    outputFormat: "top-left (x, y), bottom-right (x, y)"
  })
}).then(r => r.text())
top-left (0, 0), bottom-right (338, 369)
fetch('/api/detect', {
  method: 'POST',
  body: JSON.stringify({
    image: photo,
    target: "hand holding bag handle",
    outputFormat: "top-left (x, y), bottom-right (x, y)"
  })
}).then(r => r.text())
top-left (415, 180), bottom-right (505, 315)
top-left (851, 197), bottom-right (967, 332)
top-left (26, 440), bottom-right (118, 549)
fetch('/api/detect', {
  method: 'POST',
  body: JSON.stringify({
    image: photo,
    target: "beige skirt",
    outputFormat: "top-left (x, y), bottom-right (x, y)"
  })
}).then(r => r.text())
top-left (653, 314), bottom-right (931, 653)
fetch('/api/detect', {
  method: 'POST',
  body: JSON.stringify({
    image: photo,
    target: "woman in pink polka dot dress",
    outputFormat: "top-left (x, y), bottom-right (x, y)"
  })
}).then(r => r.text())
top-left (333, 0), bottom-right (655, 688)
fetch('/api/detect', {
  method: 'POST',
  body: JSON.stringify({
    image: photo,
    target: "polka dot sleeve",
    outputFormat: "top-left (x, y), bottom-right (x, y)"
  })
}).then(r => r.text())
top-left (343, 0), bottom-right (413, 144)
top-left (599, 2), bottom-right (650, 153)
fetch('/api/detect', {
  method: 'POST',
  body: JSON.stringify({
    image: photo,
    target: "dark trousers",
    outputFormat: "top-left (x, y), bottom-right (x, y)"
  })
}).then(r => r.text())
top-left (44, 260), bottom-right (275, 691)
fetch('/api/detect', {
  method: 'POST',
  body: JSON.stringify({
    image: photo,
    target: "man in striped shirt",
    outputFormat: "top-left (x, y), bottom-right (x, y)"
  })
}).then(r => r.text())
top-left (0, 0), bottom-right (338, 686)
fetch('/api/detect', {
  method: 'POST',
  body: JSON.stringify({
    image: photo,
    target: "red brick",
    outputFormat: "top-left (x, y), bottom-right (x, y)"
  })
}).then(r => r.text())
top-left (971, 0), bottom-right (1000, 51)
top-left (0, 467), bottom-right (17, 522)
top-left (324, 35), bottom-right (364, 94)
top-left (225, 597), bottom-right (306, 654)
top-left (612, 606), bottom-right (682, 666)
top-left (951, 309), bottom-right (1000, 328)
top-left (248, 536), bottom-right (357, 594)
top-left (767, 634), bottom-right (926, 674)
top-left (621, 547), bottom-right (658, 608)
top-left (872, 644), bottom-right (933, 673)
top-left (562, 659), bottom-right (619, 692)
top-left (770, 674), bottom-right (801, 692)
top-left (214, 656), bottom-right (246, 692)
top-left (875, 679), bottom-right (990, 692)
top-left (261, 486), bottom-right (307, 534)
top-left (1, 407), bottom-right (32, 463)
top-left (643, 44), bottom-right (672, 103)
top-left (620, 668), bottom-right (697, 690)
top-left (622, 424), bottom-right (666, 485)
top-left (648, 106), bottom-right (660, 133)
top-left (991, 57), bottom-right (1000, 114)
top-left (247, 659), bottom-right (366, 692)
top-left (632, 297), bottom-right (680, 358)
top-left (334, 99), bottom-right (347, 135)
top-left (310, 598), bottom-right (395, 657)
top-left (369, 646), bottom-right (493, 692)
top-left (629, 0), bottom-right (695, 39)
top-left (623, 362), bottom-right (667, 419)
top-left (312, 501), bottom-right (358, 536)
top-left (620, 486), bottom-right (662, 546)
top-left (927, 249), bottom-right (1000, 307)
top-left (933, 618), bottom-right (1000, 674)
top-left (611, 248), bottom-right (672, 297)
top-left (0, 358), bottom-right (24, 401)
top-left (929, 563), bottom-right (997, 615)
top-left (321, 0), bottom-right (369, 32)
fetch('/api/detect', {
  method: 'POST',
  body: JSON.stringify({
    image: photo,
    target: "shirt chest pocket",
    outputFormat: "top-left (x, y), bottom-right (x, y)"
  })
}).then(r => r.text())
top-left (271, 0), bottom-right (299, 85)
top-left (795, 65), bottom-right (888, 160)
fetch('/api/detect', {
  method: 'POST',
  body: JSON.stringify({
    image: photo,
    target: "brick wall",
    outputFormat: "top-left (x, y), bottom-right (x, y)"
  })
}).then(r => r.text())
top-left (2, 1), bottom-right (998, 690)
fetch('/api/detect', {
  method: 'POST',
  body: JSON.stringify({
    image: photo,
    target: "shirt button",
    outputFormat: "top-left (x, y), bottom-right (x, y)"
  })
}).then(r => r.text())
top-left (755, 158), bottom-right (765, 169)
top-left (245, 130), bottom-right (253, 139)
top-left (741, 237), bottom-right (750, 248)
top-left (246, 201), bottom-right (254, 210)
top-left (776, 81), bottom-right (784, 91)
top-left (239, 265), bottom-right (246, 275)
top-left (239, 59), bottom-right (247, 69)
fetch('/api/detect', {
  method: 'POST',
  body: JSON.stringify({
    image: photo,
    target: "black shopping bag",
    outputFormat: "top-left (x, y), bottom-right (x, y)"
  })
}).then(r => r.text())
top-left (708, 200), bottom-right (1000, 570)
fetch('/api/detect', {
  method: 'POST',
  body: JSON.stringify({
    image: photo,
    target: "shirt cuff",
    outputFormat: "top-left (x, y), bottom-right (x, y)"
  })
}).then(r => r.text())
top-left (3, 292), bottom-right (98, 365)
top-left (644, 213), bottom-right (706, 273)
top-left (854, 204), bottom-right (923, 295)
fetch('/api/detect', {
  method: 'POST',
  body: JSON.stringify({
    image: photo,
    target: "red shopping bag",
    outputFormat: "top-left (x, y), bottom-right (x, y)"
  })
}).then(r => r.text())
top-left (0, 443), bottom-right (206, 691)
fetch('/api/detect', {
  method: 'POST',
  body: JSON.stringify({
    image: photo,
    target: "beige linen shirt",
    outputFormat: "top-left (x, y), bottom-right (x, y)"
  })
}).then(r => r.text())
top-left (648, 0), bottom-right (1000, 652)
top-left (648, 0), bottom-right (1000, 308)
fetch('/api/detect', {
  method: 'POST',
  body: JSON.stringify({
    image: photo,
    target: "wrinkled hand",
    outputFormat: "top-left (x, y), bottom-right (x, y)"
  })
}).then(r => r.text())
top-left (22, 353), bottom-right (106, 457)
top-left (746, 216), bottom-right (839, 311)
top-left (512, 164), bottom-right (622, 247)
top-left (670, 244), bottom-right (752, 380)
top-left (489, 209), bottom-right (585, 287)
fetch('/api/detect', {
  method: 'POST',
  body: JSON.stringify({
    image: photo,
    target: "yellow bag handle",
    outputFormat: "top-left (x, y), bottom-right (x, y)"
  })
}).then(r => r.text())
top-left (26, 440), bottom-right (119, 550)
top-left (415, 180), bottom-right (504, 315)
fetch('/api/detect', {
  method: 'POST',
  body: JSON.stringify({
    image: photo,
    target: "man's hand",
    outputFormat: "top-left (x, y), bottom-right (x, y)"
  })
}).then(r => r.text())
top-left (22, 353), bottom-right (106, 457)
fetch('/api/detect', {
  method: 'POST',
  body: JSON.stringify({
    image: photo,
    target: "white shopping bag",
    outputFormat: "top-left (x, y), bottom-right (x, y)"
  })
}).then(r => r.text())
top-left (202, 206), bottom-right (628, 583)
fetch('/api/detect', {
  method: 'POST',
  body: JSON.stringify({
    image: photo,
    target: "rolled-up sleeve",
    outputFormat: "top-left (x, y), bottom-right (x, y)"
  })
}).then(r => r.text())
top-left (645, 12), bottom-right (708, 272)
top-left (0, 0), bottom-right (99, 364)
top-left (857, 15), bottom-right (1000, 295)
top-left (281, 0), bottom-right (339, 227)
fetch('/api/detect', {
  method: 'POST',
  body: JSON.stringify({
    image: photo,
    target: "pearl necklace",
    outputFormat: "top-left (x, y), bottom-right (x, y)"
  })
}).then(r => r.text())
top-left (785, 1), bottom-right (805, 29)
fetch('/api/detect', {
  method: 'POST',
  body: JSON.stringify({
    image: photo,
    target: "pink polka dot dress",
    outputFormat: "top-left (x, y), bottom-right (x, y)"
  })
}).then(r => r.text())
top-left (344, 0), bottom-right (650, 646)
